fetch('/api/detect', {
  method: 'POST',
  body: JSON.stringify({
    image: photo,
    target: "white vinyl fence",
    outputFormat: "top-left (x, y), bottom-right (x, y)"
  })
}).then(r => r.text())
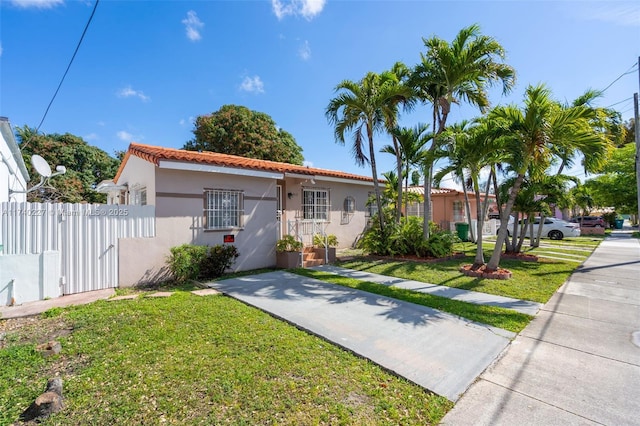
top-left (1, 202), bottom-right (155, 296)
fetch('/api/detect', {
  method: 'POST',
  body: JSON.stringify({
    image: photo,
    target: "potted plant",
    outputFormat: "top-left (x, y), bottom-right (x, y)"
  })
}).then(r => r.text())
top-left (276, 235), bottom-right (303, 268)
top-left (312, 234), bottom-right (338, 263)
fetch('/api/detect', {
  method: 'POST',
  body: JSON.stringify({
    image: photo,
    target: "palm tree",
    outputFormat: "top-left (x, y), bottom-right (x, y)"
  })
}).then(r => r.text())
top-left (436, 118), bottom-right (503, 267)
top-left (382, 62), bottom-right (416, 223)
top-left (409, 24), bottom-right (516, 238)
top-left (382, 124), bottom-right (431, 218)
top-left (485, 84), bottom-right (609, 272)
top-left (326, 72), bottom-right (414, 231)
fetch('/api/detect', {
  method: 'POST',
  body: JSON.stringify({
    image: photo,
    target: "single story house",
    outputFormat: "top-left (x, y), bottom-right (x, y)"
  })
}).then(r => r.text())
top-left (0, 117), bottom-right (29, 203)
top-left (106, 143), bottom-right (378, 286)
top-left (405, 186), bottom-right (498, 230)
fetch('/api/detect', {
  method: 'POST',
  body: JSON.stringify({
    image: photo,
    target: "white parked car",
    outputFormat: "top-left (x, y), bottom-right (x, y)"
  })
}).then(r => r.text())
top-left (504, 217), bottom-right (581, 240)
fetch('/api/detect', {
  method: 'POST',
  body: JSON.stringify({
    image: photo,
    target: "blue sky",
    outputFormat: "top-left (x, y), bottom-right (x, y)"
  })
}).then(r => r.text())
top-left (1, 0), bottom-right (639, 186)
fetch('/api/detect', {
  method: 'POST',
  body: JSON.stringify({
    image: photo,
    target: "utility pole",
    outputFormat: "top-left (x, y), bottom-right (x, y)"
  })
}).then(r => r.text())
top-left (636, 56), bottom-right (640, 227)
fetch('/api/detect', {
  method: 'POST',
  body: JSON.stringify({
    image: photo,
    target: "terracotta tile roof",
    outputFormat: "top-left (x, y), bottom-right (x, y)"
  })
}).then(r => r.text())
top-left (407, 186), bottom-right (459, 196)
top-left (114, 143), bottom-right (375, 184)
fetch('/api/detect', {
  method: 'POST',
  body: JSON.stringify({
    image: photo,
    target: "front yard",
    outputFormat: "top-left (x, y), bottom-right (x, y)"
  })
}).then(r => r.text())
top-left (1, 292), bottom-right (451, 425)
top-left (0, 236), bottom-right (601, 424)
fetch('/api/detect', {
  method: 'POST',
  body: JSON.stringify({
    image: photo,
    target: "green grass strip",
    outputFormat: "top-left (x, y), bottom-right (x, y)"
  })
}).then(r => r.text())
top-left (292, 269), bottom-right (533, 334)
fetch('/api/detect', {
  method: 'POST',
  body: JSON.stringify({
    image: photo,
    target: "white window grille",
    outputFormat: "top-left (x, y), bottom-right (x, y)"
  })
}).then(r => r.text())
top-left (453, 200), bottom-right (465, 222)
top-left (343, 196), bottom-right (355, 214)
top-left (366, 191), bottom-right (378, 217)
top-left (132, 188), bottom-right (147, 206)
top-left (302, 189), bottom-right (329, 221)
top-left (204, 189), bottom-right (244, 229)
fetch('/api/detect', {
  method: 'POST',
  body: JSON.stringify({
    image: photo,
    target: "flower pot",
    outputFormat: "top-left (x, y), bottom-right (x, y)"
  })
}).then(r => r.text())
top-left (313, 247), bottom-right (336, 263)
top-left (276, 251), bottom-right (301, 269)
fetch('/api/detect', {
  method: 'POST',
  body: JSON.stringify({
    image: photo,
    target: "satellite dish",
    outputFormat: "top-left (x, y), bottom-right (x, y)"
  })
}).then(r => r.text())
top-left (31, 155), bottom-right (52, 178)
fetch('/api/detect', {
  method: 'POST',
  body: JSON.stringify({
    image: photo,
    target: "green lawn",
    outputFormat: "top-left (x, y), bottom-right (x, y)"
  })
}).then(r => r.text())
top-left (1, 292), bottom-right (451, 425)
top-left (337, 236), bottom-right (600, 304)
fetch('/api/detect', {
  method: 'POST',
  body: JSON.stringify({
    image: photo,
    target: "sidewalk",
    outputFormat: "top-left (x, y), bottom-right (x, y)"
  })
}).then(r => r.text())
top-left (441, 230), bottom-right (640, 425)
top-left (311, 265), bottom-right (542, 315)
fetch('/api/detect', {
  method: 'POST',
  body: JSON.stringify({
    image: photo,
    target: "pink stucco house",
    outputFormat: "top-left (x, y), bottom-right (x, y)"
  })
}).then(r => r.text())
top-left (405, 186), bottom-right (498, 231)
top-left (104, 143), bottom-right (378, 286)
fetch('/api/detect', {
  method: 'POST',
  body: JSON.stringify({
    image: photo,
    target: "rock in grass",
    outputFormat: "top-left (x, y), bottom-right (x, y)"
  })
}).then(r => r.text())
top-left (19, 378), bottom-right (64, 422)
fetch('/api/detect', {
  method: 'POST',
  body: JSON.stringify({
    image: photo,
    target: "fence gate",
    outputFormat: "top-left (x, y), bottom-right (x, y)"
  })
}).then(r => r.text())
top-left (1, 202), bottom-right (155, 294)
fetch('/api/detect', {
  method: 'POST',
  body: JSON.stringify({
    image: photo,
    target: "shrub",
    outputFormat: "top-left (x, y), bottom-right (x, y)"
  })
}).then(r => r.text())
top-left (276, 235), bottom-right (303, 252)
top-left (201, 245), bottom-right (240, 278)
top-left (312, 234), bottom-right (338, 248)
top-left (425, 231), bottom-right (459, 258)
top-left (167, 244), bottom-right (239, 282)
top-left (358, 214), bottom-right (457, 258)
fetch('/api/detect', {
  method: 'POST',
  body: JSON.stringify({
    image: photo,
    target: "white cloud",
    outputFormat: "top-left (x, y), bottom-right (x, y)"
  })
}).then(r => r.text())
top-left (84, 133), bottom-right (99, 141)
top-left (272, 0), bottom-right (326, 21)
top-left (116, 86), bottom-right (150, 102)
top-left (239, 75), bottom-right (265, 94)
top-left (179, 117), bottom-right (195, 126)
top-left (298, 40), bottom-right (311, 60)
top-left (0, 42), bottom-right (3, 58)
top-left (9, 0), bottom-right (64, 9)
top-left (303, 160), bottom-right (314, 168)
top-left (571, 3), bottom-right (640, 26)
top-left (116, 131), bottom-right (134, 141)
top-left (182, 10), bottom-right (204, 41)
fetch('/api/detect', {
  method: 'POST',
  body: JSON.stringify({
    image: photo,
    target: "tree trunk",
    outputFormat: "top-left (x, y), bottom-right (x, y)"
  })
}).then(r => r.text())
top-left (393, 136), bottom-right (403, 223)
top-left (423, 166), bottom-right (433, 238)
top-left (462, 179), bottom-right (476, 243)
top-left (487, 172), bottom-right (526, 271)
top-left (367, 128), bottom-right (385, 232)
top-left (472, 183), bottom-right (485, 267)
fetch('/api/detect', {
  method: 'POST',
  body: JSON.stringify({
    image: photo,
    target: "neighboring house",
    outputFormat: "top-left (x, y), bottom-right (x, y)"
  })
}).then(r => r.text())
top-left (106, 143), bottom-right (377, 286)
top-left (405, 186), bottom-right (498, 230)
top-left (0, 117), bottom-right (29, 203)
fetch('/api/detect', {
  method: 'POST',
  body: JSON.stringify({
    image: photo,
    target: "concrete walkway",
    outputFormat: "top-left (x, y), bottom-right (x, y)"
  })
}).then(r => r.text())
top-left (210, 270), bottom-right (515, 402)
top-left (0, 288), bottom-right (115, 319)
top-left (442, 230), bottom-right (640, 425)
top-left (310, 265), bottom-right (543, 316)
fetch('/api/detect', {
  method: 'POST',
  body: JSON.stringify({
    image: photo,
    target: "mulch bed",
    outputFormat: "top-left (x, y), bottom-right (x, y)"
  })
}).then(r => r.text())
top-left (500, 252), bottom-right (539, 262)
top-left (367, 252), bottom-right (467, 263)
top-left (459, 264), bottom-right (513, 280)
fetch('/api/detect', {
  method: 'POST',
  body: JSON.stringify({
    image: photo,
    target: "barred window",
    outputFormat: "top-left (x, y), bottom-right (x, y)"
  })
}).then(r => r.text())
top-left (204, 189), bottom-right (244, 229)
top-left (302, 189), bottom-right (329, 221)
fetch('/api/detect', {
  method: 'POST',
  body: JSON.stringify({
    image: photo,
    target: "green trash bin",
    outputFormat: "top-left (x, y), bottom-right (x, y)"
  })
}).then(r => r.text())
top-left (614, 219), bottom-right (624, 229)
top-left (455, 222), bottom-right (469, 241)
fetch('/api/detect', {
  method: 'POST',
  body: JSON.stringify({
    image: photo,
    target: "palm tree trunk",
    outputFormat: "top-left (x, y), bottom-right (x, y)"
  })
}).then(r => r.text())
top-left (423, 166), bottom-right (433, 238)
top-left (487, 172), bottom-right (526, 271)
top-left (473, 183), bottom-right (485, 267)
top-left (393, 136), bottom-right (403, 223)
top-left (367, 128), bottom-right (385, 232)
top-left (461, 180), bottom-right (476, 243)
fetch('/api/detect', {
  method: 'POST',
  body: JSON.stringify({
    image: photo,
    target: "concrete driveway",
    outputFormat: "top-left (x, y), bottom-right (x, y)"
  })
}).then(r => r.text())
top-left (211, 270), bottom-right (515, 402)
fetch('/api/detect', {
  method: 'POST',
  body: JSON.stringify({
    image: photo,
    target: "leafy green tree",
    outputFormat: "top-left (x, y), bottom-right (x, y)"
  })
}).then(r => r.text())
top-left (485, 84), bottom-right (609, 271)
top-left (381, 62), bottom-right (416, 223)
top-left (584, 143), bottom-right (637, 214)
top-left (16, 126), bottom-right (120, 203)
top-left (386, 124), bottom-right (431, 217)
top-left (184, 105), bottom-right (304, 165)
top-left (409, 24), bottom-right (516, 238)
top-left (326, 71), bottom-right (413, 232)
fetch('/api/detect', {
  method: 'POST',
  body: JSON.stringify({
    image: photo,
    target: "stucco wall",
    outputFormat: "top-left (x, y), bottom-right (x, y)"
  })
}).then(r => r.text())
top-left (0, 134), bottom-right (28, 203)
top-left (280, 176), bottom-right (373, 248)
top-left (118, 167), bottom-right (279, 286)
top-left (115, 155), bottom-right (156, 205)
top-left (0, 251), bottom-right (61, 305)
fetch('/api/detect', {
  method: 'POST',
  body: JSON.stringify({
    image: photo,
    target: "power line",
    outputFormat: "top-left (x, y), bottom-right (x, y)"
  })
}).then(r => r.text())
top-left (605, 97), bottom-right (633, 108)
top-left (600, 62), bottom-right (638, 94)
top-left (21, 0), bottom-right (100, 151)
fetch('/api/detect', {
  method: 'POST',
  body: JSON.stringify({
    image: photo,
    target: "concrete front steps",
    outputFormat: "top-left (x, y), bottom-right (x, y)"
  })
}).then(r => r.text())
top-left (303, 247), bottom-right (326, 267)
